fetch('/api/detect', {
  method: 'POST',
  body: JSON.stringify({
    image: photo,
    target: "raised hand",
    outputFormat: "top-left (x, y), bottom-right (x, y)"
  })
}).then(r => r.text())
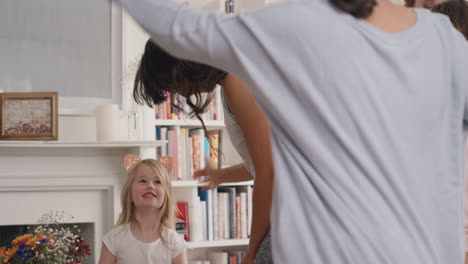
top-left (193, 162), bottom-right (223, 190)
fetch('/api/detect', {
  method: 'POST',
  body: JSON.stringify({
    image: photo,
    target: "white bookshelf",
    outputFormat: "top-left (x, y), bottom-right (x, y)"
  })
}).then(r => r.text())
top-left (188, 239), bottom-right (249, 249)
top-left (154, 102), bottom-right (253, 260)
top-left (172, 180), bottom-right (253, 188)
top-left (155, 119), bottom-right (225, 128)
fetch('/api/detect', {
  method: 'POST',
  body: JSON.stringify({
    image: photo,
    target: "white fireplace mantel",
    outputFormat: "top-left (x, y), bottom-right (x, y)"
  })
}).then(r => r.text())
top-left (0, 140), bottom-right (165, 264)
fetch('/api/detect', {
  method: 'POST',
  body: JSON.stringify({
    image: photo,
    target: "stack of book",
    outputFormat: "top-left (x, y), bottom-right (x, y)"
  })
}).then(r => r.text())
top-left (155, 85), bottom-right (223, 121)
top-left (176, 185), bottom-right (253, 242)
top-left (207, 250), bottom-right (246, 264)
top-left (156, 128), bottom-right (222, 181)
top-left (175, 218), bottom-right (187, 239)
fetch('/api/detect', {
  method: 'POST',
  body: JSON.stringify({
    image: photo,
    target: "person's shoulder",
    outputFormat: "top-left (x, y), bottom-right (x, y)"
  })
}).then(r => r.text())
top-left (163, 227), bottom-right (182, 240)
top-left (162, 227), bottom-right (187, 258)
top-left (419, 7), bottom-right (455, 33)
top-left (424, 8), bottom-right (452, 28)
top-left (162, 227), bottom-right (186, 245)
top-left (238, 0), bottom-right (332, 21)
top-left (102, 224), bottom-right (131, 256)
top-left (418, 8), bottom-right (466, 44)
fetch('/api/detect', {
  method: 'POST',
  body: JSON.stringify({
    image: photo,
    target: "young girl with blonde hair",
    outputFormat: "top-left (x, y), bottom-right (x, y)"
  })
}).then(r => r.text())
top-left (99, 155), bottom-right (187, 264)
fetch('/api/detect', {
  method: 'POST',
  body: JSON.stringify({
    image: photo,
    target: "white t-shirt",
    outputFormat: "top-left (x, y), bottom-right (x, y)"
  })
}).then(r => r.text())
top-left (102, 223), bottom-right (186, 264)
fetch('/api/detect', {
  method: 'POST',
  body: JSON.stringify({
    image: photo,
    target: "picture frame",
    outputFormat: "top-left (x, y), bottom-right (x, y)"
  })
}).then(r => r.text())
top-left (0, 92), bottom-right (58, 140)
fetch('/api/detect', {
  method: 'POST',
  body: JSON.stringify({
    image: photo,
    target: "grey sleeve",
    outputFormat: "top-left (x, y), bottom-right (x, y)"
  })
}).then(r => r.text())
top-left (118, 0), bottom-right (247, 74)
top-left (456, 37), bottom-right (468, 127)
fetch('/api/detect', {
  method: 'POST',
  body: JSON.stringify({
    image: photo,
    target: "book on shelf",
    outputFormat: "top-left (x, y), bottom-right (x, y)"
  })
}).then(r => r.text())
top-left (212, 188), bottom-right (219, 241)
top-left (203, 249), bottom-right (245, 264)
top-left (206, 130), bottom-right (221, 169)
top-left (200, 200), bottom-right (207, 241)
top-left (155, 87), bottom-right (223, 121)
top-left (239, 192), bottom-right (248, 239)
top-left (156, 127), bottom-right (168, 156)
top-left (230, 250), bottom-right (246, 264)
top-left (208, 251), bottom-right (228, 264)
top-left (176, 219), bottom-right (187, 238)
top-left (190, 128), bottom-right (205, 173)
top-left (229, 255), bottom-right (237, 264)
top-left (247, 186), bottom-right (252, 237)
top-left (176, 202), bottom-right (190, 241)
top-left (218, 187), bottom-right (237, 239)
top-left (189, 196), bottom-right (204, 242)
top-left (236, 195), bottom-right (241, 239)
top-left (166, 128), bottom-right (178, 180)
top-left (156, 127), bottom-right (222, 182)
top-left (178, 185), bottom-right (252, 242)
top-left (198, 189), bottom-right (213, 241)
top-left (217, 191), bottom-right (225, 240)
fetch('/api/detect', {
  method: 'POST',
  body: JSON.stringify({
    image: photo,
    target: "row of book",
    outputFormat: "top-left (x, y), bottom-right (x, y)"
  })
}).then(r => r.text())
top-left (176, 186), bottom-right (253, 242)
top-left (156, 127), bottom-right (222, 181)
top-left (190, 250), bottom-right (246, 264)
top-left (155, 85), bottom-right (224, 121)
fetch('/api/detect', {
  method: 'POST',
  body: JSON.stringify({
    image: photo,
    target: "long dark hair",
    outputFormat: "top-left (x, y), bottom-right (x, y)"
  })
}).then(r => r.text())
top-left (329, 0), bottom-right (377, 18)
top-left (133, 39), bottom-right (227, 133)
top-left (432, 0), bottom-right (468, 40)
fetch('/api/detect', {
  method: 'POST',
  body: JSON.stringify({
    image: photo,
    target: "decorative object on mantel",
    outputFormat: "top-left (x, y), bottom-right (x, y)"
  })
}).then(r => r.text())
top-left (122, 55), bottom-right (144, 141)
top-left (95, 104), bottom-right (120, 141)
top-left (0, 92), bottom-right (58, 141)
top-left (0, 210), bottom-right (91, 264)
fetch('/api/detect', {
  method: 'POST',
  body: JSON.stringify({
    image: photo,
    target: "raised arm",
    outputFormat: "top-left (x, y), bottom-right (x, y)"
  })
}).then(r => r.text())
top-left (194, 163), bottom-right (254, 190)
top-left (223, 74), bottom-right (273, 263)
top-left (118, 0), bottom-right (242, 73)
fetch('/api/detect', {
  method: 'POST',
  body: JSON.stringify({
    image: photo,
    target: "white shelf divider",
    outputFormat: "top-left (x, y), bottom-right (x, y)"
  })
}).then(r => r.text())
top-left (155, 119), bottom-right (225, 128)
top-left (187, 239), bottom-right (249, 249)
top-left (171, 180), bottom-right (253, 188)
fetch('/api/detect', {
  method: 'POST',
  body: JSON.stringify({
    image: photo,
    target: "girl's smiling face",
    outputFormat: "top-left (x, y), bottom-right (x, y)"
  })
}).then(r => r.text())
top-left (131, 163), bottom-right (166, 210)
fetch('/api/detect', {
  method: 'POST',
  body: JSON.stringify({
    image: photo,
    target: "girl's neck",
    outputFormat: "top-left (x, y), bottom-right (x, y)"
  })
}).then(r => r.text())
top-left (131, 208), bottom-right (162, 243)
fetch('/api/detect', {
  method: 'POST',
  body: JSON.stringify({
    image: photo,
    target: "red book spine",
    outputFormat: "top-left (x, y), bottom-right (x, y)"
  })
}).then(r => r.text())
top-left (176, 202), bottom-right (190, 241)
top-left (230, 256), bottom-right (237, 264)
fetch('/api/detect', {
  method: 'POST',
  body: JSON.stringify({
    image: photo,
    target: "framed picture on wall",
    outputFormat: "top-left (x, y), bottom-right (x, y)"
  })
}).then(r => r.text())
top-left (0, 92), bottom-right (58, 140)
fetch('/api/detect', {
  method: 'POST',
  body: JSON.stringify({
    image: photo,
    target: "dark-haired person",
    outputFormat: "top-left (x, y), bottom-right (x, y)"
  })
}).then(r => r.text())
top-left (404, 0), bottom-right (447, 9)
top-left (117, 0), bottom-right (468, 263)
top-left (432, 0), bottom-right (468, 40)
top-left (133, 39), bottom-right (274, 264)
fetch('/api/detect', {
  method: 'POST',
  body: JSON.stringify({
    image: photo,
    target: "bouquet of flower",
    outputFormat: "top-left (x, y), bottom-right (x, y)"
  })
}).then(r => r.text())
top-left (0, 211), bottom-right (91, 264)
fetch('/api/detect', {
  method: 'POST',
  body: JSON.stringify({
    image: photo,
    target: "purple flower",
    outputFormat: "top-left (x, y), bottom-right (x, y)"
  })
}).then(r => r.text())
top-left (18, 242), bottom-right (26, 250)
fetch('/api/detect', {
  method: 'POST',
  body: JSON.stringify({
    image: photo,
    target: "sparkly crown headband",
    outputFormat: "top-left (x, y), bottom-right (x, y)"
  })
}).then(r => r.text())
top-left (123, 154), bottom-right (173, 173)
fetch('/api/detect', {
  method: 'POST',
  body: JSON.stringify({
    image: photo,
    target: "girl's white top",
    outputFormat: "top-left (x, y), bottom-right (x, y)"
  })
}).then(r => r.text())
top-left (102, 224), bottom-right (186, 264)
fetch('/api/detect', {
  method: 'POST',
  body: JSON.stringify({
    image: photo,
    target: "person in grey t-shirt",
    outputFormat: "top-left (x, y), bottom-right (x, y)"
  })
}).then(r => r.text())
top-left (133, 39), bottom-right (274, 264)
top-left (118, 0), bottom-right (468, 262)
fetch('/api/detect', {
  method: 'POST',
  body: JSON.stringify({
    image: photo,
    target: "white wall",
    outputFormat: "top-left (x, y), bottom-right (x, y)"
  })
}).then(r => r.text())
top-left (58, 9), bottom-right (244, 168)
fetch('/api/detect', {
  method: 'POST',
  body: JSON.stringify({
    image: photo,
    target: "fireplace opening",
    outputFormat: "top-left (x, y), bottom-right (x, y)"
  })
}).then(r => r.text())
top-left (0, 222), bottom-right (95, 264)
